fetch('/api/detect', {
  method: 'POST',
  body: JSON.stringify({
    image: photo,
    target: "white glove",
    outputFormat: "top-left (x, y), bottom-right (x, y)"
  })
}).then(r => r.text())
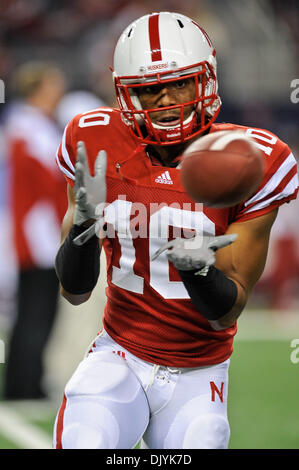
top-left (152, 233), bottom-right (238, 275)
top-left (73, 141), bottom-right (107, 246)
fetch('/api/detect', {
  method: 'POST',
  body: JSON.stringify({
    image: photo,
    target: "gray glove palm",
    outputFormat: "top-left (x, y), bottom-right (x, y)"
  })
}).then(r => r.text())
top-left (73, 141), bottom-right (107, 246)
top-left (152, 233), bottom-right (238, 275)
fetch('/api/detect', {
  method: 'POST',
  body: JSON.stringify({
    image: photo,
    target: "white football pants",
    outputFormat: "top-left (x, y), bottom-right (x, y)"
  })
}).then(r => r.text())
top-left (53, 329), bottom-right (230, 449)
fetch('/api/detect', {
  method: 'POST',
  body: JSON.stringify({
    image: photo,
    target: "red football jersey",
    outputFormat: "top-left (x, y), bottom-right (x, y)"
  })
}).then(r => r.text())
top-left (57, 107), bottom-right (298, 367)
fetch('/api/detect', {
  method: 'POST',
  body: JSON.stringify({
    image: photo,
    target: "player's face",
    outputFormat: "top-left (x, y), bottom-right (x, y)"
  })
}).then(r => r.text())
top-left (136, 77), bottom-right (196, 127)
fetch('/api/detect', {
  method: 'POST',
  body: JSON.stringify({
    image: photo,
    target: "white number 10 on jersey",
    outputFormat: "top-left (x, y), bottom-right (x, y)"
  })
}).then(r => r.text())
top-left (104, 200), bottom-right (215, 299)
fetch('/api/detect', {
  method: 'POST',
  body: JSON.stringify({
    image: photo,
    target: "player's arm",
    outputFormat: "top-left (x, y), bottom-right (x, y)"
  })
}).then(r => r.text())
top-left (57, 184), bottom-right (98, 305)
top-left (210, 208), bottom-right (278, 330)
top-left (55, 142), bottom-right (106, 306)
top-left (153, 208), bottom-right (278, 330)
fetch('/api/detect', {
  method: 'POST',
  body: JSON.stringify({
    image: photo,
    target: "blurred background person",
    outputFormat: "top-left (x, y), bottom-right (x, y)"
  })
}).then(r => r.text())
top-left (2, 61), bottom-right (67, 399)
top-left (55, 89), bottom-right (106, 129)
top-left (0, 123), bottom-right (17, 331)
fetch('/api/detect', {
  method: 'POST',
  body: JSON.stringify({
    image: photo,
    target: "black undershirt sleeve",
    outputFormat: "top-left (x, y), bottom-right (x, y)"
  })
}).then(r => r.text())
top-left (178, 266), bottom-right (238, 321)
top-left (55, 225), bottom-right (100, 295)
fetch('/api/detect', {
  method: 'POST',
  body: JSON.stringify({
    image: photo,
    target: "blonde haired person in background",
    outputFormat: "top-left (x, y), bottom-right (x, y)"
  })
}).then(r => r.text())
top-left (3, 61), bottom-right (67, 399)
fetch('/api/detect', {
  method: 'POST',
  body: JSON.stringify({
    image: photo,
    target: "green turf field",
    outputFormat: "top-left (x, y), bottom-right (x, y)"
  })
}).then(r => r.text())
top-left (0, 311), bottom-right (298, 449)
top-left (228, 339), bottom-right (299, 448)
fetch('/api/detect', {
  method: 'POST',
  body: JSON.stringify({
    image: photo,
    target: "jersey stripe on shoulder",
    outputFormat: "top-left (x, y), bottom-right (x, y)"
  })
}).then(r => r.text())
top-left (244, 172), bottom-right (298, 214)
top-left (244, 152), bottom-right (297, 208)
top-left (233, 148), bottom-right (298, 222)
top-left (55, 149), bottom-right (75, 181)
top-left (61, 124), bottom-right (75, 173)
top-left (56, 120), bottom-right (76, 183)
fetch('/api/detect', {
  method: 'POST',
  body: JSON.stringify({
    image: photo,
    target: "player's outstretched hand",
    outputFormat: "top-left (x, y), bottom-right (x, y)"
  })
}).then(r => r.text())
top-left (152, 233), bottom-right (238, 274)
top-left (73, 141), bottom-right (107, 245)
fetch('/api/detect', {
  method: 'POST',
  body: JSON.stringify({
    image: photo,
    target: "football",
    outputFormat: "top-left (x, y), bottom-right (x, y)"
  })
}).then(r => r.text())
top-left (180, 130), bottom-right (265, 208)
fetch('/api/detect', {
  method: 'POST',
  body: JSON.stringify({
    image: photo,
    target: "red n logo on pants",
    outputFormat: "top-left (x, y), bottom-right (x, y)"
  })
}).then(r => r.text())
top-left (210, 381), bottom-right (224, 403)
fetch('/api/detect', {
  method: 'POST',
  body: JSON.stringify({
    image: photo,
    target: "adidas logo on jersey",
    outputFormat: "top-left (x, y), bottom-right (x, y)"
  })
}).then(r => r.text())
top-left (155, 171), bottom-right (173, 184)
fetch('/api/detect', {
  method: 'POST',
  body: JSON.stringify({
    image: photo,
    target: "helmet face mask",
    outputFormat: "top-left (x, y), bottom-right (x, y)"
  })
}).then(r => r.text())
top-left (113, 12), bottom-right (221, 146)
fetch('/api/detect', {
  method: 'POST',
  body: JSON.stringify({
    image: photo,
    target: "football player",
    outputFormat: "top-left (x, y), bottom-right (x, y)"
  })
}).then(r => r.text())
top-left (53, 12), bottom-right (298, 449)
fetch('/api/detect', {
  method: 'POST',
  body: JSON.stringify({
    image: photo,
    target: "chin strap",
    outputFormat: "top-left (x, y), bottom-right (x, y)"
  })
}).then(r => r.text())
top-left (151, 110), bottom-right (195, 131)
top-left (145, 110), bottom-right (198, 144)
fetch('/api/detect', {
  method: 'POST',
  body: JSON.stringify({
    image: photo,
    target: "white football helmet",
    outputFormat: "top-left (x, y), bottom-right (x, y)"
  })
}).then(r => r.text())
top-left (112, 11), bottom-right (221, 146)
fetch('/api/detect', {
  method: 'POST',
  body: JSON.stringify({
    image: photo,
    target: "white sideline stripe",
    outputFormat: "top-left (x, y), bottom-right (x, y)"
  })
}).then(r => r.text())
top-left (0, 404), bottom-right (52, 449)
top-left (6, 400), bottom-right (58, 421)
